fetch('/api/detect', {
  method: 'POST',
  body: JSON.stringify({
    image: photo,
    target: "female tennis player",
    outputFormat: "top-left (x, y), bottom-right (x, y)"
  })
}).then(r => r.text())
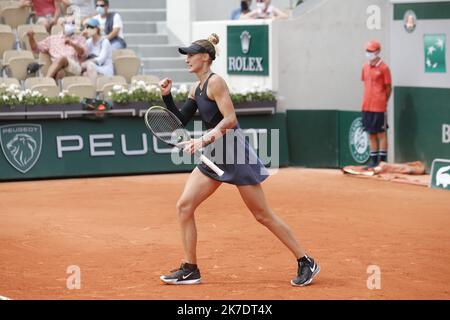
top-left (159, 33), bottom-right (320, 287)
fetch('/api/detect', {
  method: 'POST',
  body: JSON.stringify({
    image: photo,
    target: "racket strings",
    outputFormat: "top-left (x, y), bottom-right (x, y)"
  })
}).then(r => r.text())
top-left (146, 108), bottom-right (190, 145)
top-left (144, 106), bottom-right (224, 177)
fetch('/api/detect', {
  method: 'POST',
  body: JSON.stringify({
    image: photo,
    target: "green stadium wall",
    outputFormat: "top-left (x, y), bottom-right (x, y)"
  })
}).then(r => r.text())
top-left (286, 110), bottom-right (372, 168)
top-left (0, 114), bottom-right (289, 181)
top-left (286, 110), bottom-right (339, 168)
top-left (394, 86), bottom-right (450, 170)
top-left (2, 103), bottom-right (446, 181)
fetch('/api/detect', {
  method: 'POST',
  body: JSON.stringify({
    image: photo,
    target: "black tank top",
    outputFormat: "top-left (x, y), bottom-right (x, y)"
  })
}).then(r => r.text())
top-left (195, 73), bottom-right (224, 129)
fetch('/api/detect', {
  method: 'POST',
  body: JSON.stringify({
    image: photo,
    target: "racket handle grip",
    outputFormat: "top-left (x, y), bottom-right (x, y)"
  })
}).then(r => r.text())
top-left (199, 154), bottom-right (224, 177)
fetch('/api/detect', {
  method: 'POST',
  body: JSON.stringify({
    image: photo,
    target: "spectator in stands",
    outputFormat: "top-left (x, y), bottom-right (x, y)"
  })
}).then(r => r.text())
top-left (92, 0), bottom-right (127, 50)
top-left (241, 0), bottom-right (289, 20)
top-left (27, 14), bottom-right (87, 79)
top-left (81, 18), bottom-right (113, 83)
top-left (61, 0), bottom-right (96, 24)
top-left (23, 0), bottom-right (63, 32)
top-left (231, 0), bottom-right (252, 20)
top-left (55, 1), bottom-right (95, 33)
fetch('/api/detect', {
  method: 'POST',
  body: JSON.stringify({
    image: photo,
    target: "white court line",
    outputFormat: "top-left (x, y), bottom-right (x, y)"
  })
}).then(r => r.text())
top-left (0, 295), bottom-right (12, 300)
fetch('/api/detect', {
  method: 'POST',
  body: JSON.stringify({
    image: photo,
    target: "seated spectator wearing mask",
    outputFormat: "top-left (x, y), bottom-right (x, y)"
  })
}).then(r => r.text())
top-left (231, 0), bottom-right (252, 20)
top-left (27, 15), bottom-right (88, 79)
top-left (241, 0), bottom-right (288, 20)
top-left (92, 0), bottom-right (127, 50)
top-left (81, 18), bottom-right (113, 83)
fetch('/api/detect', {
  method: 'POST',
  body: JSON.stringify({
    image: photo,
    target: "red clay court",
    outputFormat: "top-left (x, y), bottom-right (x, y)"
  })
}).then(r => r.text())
top-left (0, 168), bottom-right (449, 300)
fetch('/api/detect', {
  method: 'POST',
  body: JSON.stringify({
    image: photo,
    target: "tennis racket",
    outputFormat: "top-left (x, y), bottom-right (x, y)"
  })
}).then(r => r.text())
top-left (144, 106), bottom-right (224, 177)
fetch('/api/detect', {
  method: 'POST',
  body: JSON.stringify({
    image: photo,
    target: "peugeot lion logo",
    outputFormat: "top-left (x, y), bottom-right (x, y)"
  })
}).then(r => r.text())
top-left (240, 30), bottom-right (251, 54)
top-left (0, 124), bottom-right (42, 174)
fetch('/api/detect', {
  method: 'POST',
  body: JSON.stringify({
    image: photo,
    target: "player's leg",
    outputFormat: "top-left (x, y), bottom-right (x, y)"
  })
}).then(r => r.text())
top-left (237, 184), bottom-right (320, 286)
top-left (238, 183), bottom-right (305, 257)
top-left (177, 167), bottom-right (221, 264)
top-left (160, 167), bottom-right (221, 284)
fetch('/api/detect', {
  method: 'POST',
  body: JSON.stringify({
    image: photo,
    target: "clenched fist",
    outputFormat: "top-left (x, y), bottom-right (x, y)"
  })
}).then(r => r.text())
top-left (158, 78), bottom-right (172, 96)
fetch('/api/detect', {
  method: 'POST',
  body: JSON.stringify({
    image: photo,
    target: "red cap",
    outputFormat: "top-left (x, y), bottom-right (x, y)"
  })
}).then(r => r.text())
top-left (365, 40), bottom-right (381, 52)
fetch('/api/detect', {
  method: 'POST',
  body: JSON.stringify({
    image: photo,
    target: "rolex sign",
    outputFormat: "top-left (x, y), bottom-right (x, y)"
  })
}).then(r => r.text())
top-left (227, 25), bottom-right (269, 76)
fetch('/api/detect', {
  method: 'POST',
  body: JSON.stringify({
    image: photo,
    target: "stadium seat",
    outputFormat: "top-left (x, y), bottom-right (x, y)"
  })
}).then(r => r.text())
top-left (18, 24), bottom-right (48, 54)
top-left (131, 75), bottom-right (160, 86)
top-left (66, 84), bottom-right (96, 99)
top-left (114, 55), bottom-right (141, 83)
top-left (18, 24), bottom-right (48, 39)
top-left (38, 52), bottom-right (51, 76)
top-left (0, 2), bottom-right (30, 29)
top-left (24, 76), bottom-right (57, 89)
top-left (62, 76), bottom-right (92, 88)
top-left (24, 77), bottom-right (59, 97)
top-left (26, 83), bottom-right (59, 97)
top-left (0, 23), bottom-right (11, 32)
top-left (112, 49), bottom-right (137, 61)
top-left (2, 49), bottom-right (35, 80)
top-left (0, 1), bottom-right (22, 7)
top-left (0, 24), bottom-right (15, 64)
top-left (112, 49), bottom-right (141, 82)
top-left (96, 75), bottom-right (127, 98)
top-left (0, 76), bottom-right (20, 90)
top-left (62, 76), bottom-right (95, 99)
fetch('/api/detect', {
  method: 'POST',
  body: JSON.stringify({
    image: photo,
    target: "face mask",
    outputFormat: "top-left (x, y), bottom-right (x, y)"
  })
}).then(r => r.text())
top-left (256, 2), bottom-right (265, 10)
top-left (365, 51), bottom-right (378, 61)
top-left (64, 24), bottom-right (76, 36)
top-left (96, 6), bottom-right (105, 15)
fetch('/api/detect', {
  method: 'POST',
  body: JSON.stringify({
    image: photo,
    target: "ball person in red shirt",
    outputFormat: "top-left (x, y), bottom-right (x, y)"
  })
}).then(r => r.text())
top-left (361, 40), bottom-right (392, 168)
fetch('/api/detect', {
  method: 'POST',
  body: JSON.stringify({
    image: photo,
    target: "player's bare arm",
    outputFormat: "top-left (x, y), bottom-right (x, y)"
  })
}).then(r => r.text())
top-left (201, 76), bottom-right (238, 146)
